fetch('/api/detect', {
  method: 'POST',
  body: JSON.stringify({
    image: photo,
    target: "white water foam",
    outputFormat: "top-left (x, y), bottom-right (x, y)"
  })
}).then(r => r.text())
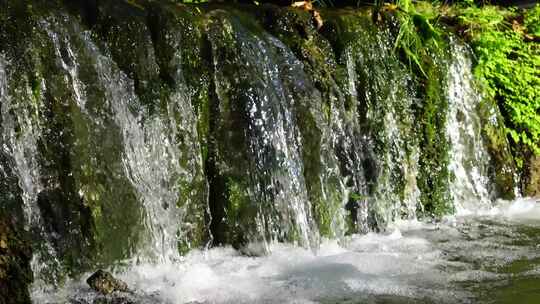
top-left (446, 42), bottom-right (493, 214)
top-left (1, 51), bottom-right (67, 289)
top-left (36, 198), bottom-right (540, 304)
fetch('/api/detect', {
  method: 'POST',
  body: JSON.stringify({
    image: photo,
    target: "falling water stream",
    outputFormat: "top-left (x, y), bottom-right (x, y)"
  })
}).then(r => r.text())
top-left (28, 27), bottom-right (539, 304)
top-left (0, 2), bottom-right (538, 304)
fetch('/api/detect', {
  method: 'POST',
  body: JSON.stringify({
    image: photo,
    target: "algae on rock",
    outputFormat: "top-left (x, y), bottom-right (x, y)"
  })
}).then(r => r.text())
top-left (0, 1), bottom-right (522, 293)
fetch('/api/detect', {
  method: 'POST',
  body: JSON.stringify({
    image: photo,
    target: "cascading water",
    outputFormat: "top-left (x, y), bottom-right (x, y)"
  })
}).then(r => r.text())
top-left (0, 2), bottom-right (536, 304)
top-left (92, 39), bottom-right (199, 262)
top-left (0, 54), bottom-right (65, 287)
top-left (36, 15), bottom-right (208, 264)
top-left (446, 42), bottom-right (494, 213)
top-left (207, 15), bottom-right (320, 249)
top-left (338, 24), bottom-right (421, 230)
top-left (1, 11), bottom-right (208, 291)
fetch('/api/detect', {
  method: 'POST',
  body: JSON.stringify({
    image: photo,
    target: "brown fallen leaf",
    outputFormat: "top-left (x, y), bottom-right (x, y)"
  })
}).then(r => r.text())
top-left (312, 10), bottom-right (323, 30)
top-left (512, 20), bottom-right (524, 34)
top-left (524, 34), bottom-right (540, 42)
top-left (291, 0), bottom-right (323, 30)
top-left (382, 3), bottom-right (398, 12)
top-left (291, 1), bottom-right (313, 11)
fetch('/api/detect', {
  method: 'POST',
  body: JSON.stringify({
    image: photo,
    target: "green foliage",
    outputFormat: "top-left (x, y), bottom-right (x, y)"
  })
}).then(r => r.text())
top-left (457, 5), bottom-right (540, 155)
top-left (524, 5), bottom-right (540, 36)
top-left (393, 0), bottom-right (442, 76)
top-left (384, 1), bottom-right (454, 216)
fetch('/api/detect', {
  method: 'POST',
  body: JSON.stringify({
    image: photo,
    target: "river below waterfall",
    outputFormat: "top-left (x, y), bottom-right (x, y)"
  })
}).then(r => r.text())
top-left (33, 198), bottom-right (540, 304)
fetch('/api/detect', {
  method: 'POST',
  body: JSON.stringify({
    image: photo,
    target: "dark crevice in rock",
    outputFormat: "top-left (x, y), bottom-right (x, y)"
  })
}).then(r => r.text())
top-left (204, 33), bottom-right (228, 246)
top-left (63, 0), bottom-right (99, 29)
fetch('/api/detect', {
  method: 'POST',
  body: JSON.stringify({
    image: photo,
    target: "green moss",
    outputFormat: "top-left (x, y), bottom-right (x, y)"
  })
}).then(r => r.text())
top-left (220, 177), bottom-right (257, 248)
top-left (478, 98), bottom-right (517, 199)
top-left (522, 153), bottom-right (540, 197)
top-left (254, 6), bottom-right (347, 237)
top-left (197, 90), bottom-right (211, 164)
top-left (94, 1), bottom-right (164, 112)
top-left (374, 2), bottom-right (455, 217)
top-left (415, 51), bottom-right (453, 216)
top-left (258, 6), bottom-right (339, 100)
top-left (226, 178), bottom-right (250, 226)
top-left (455, 5), bottom-right (540, 157)
top-left (201, 11), bottom-right (265, 247)
top-left (393, 0), bottom-right (442, 77)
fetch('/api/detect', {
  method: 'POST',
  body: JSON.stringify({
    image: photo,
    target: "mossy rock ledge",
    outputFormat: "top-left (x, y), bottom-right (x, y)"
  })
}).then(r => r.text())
top-left (0, 0), bottom-right (523, 300)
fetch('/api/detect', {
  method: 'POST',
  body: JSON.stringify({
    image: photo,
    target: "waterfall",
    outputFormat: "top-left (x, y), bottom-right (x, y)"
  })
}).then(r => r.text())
top-left (92, 41), bottom-right (192, 262)
top-left (446, 43), bottom-right (493, 214)
top-left (207, 14), bottom-right (321, 250)
top-left (0, 3), bottom-right (519, 299)
top-left (340, 26), bottom-right (422, 230)
top-left (0, 53), bottom-right (67, 288)
top-left (1, 13), bottom-right (208, 288)
top-left (40, 17), bottom-right (207, 263)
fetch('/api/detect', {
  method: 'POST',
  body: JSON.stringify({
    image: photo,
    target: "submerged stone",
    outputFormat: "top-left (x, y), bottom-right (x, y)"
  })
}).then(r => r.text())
top-left (87, 270), bottom-right (128, 295)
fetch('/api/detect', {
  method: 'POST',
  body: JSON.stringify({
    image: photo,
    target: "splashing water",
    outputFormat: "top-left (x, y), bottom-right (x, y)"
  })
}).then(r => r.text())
top-left (208, 17), bottom-right (321, 249)
top-left (0, 54), bottom-right (65, 287)
top-left (0, 5), bottom-right (533, 304)
top-left (35, 198), bottom-right (540, 304)
top-left (93, 46), bottom-right (190, 262)
top-left (446, 43), bottom-right (493, 214)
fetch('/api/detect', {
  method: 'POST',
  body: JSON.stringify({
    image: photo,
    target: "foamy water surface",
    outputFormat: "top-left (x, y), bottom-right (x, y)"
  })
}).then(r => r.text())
top-left (35, 198), bottom-right (540, 304)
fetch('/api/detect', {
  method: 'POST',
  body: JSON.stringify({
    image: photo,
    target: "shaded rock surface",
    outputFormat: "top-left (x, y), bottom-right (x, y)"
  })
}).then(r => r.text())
top-left (523, 152), bottom-right (540, 197)
top-left (0, 217), bottom-right (32, 304)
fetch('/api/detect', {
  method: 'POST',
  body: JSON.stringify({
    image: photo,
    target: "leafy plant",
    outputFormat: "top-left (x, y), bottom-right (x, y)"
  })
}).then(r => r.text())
top-left (392, 0), bottom-right (442, 76)
top-left (524, 4), bottom-right (540, 36)
top-left (457, 5), bottom-right (540, 156)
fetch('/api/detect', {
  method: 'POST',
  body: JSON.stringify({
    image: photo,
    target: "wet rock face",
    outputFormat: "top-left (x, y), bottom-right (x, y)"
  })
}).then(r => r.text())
top-left (0, 218), bottom-right (32, 304)
top-left (87, 270), bottom-right (128, 295)
top-left (0, 0), bottom-right (521, 296)
top-left (0, 143), bottom-right (32, 303)
top-left (523, 153), bottom-right (540, 197)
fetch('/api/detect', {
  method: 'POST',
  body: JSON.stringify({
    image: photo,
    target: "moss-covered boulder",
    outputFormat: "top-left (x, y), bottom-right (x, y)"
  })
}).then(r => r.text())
top-left (478, 98), bottom-right (517, 200)
top-left (86, 269), bottom-right (128, 295)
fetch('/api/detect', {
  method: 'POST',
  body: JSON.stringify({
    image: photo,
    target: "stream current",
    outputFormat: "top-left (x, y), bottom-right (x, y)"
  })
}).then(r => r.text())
top-left (35, 198), bottom-right (540, 304)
